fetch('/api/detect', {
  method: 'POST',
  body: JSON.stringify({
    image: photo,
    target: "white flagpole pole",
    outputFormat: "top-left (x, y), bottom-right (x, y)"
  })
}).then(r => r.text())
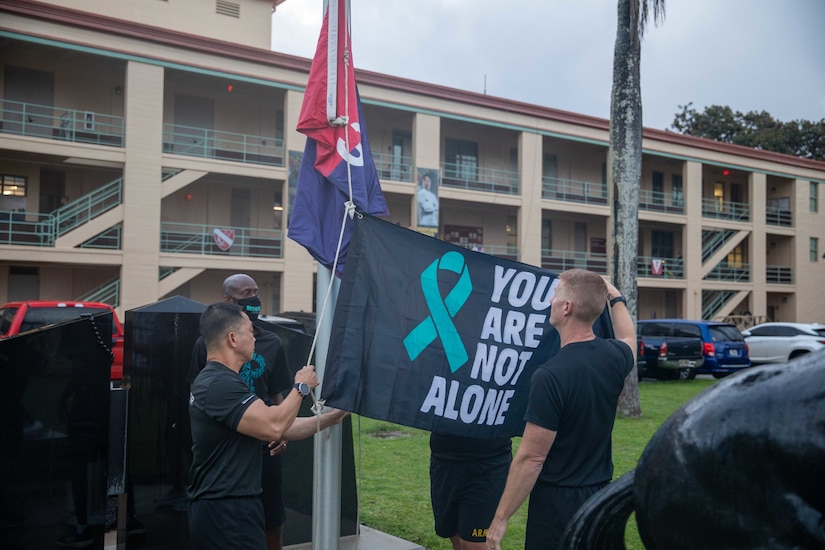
top-left (313, 264), bottom-right (342, 549)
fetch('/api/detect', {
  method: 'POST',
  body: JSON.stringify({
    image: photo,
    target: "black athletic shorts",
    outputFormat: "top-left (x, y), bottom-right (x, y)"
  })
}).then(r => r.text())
top-left (260, 449), bottom-right (285, 529)
top-left (430, 452), bottom-right (511, 543)
top-left (525, 480), bottom-right (608, 550)
top-left (189, 496), bottom-right (266, 550)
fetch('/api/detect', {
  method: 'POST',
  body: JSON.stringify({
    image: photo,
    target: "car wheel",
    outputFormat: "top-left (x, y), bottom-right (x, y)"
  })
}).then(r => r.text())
top-left (789, 350), bottom-right (810, 360)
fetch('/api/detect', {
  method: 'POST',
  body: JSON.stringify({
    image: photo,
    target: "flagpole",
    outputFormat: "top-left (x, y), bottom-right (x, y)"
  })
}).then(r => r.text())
top-left (313, 264), bottom-right (342, 549)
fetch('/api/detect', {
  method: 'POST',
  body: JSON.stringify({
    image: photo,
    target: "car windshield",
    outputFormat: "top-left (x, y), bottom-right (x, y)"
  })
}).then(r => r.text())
top-left (812, 327), bottom-right (825, 337)
top-left (0, 307), bottom-right (19, 336)
top-left (20, 307), bottom-right (111, 333)
top-left (710, 325), bottom-right (743, 342)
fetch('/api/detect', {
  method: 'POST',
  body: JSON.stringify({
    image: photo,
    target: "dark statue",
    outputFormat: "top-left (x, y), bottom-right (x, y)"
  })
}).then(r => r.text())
top-left (562, 350), bottom-right (825, 549)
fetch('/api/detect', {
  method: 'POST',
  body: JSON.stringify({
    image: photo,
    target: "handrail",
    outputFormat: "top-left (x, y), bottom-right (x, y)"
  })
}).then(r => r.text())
top-left (53, 178), bottom-right (123, 238)
top-left (76, 278), bottom-right (120, 307)
top-left (0, 99), bottom-right (123, 146)
top-left (371, 152), bottom-right (414, 183)
top-left (440, 161), bottom-right (519, 195)
top-left (162, 123), bottom-right (284, 167)
top-left (541, 176), bottom-right (607, 205)
top-left (701, 229), bottom-right (736, 263)
top-left (636, 255), bottom-right (684, 278)
top-left (541, 248), bottom-right (608, 274)
top-left (638, 188), bottom-right (685, 214)
top-left (160, 222), bottom-right (283, 258)
top-left (702, 197), bottom-right (750, 221)
top-left (766, 265), bottom-right (793, 284)
top-left (704, 263), bottom-right (751, 282)
top-left (702, 290), bottom-right (737, 320)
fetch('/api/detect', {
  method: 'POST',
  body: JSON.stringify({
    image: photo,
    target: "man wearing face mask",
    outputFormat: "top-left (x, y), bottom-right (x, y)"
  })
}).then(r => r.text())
top-left (188, 273), bottom-right (347, 550)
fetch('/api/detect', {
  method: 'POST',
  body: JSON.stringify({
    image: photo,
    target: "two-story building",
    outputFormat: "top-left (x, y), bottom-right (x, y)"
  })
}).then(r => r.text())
top-left (1, 0), bottom-right (823, 323)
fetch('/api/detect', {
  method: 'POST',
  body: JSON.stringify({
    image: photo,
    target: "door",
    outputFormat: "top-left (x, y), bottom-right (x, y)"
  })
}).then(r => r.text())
top-left (4, 66), bottom-right (55, 138)
top-left (39, 169), bottom-right (66, 213)
top-left (231, 188), bottom-right (251, 228)
top-left (173, 94), bottom-right (214, 155)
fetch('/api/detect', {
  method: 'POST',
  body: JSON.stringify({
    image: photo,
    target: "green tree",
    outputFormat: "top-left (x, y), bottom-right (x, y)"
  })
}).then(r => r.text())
top-left (610, 0), bottom-right (665, 418)
top-left (673, 103), bottom-right (825, 160)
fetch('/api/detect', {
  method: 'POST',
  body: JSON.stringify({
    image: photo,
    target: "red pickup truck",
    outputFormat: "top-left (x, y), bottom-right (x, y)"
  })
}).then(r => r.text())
top-left (0, 300), bottom-right (125, 382)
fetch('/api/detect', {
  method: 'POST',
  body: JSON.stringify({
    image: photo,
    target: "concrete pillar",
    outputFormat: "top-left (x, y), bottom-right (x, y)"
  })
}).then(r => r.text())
top-left (750, 172), bottom-right (767, 316)
top-left (281, 89), bottom-right (318, 312)
top-left (683, 160), bottom-right (703, 318)
top-left (518, 131), bottom-right (542, 266)
top-left (412, 113), bottom-right (440, 227)
top-left (120, 61), bottom-right (163, 311)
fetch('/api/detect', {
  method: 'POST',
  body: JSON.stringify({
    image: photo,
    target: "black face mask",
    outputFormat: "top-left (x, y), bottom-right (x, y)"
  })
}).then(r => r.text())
top-left (236, 296), bottom-right (261, 322)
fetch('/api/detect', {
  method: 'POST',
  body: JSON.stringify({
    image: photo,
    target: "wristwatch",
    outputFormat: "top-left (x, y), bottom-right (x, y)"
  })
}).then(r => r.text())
top-left (609, 295), bottom-right (627, 307)
top-left (293, 382), bottom-right (311, 397)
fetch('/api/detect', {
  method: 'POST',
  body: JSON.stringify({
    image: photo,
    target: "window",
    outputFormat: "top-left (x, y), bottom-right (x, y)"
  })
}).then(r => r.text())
top-left (652, 171), bottom-right (664, 205)
top-left (727, 245), bottom-right (744, 268)
top-left (714, 182), bottom-right (725, 211)
top-left (672, 174), bottom-right (684, 208)
top-left (541, 219), bottom-right (552, 250)
top-left (1, 175), bottom-right (27, 197)
top-left (651, 231), bottom-right (674, 258)
top-left (811, 182), bottom-right (819, 213)
top-left (811, 237), bottom-right (819, 262)
top-left (445, 138), bottom-right (478, 181)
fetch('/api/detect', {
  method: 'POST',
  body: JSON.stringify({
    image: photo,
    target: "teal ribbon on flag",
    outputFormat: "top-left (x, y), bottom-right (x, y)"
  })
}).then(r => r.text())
top-left (404, 251), bottom-right (472, 372)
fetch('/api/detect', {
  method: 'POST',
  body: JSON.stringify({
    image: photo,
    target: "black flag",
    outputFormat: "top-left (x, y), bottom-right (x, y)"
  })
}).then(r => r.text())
top-left (322, 214), bottom-right (614, 438)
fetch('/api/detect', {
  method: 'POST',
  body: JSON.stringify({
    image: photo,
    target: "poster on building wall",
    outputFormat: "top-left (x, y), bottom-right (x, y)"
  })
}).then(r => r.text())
top-left (417, 167), bottom-right (440, 234)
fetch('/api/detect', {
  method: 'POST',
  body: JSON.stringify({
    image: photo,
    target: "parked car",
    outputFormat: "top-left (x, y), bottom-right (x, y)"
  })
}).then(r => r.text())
top-left (742, 322), bottom-right (825, 364)
top-left (636, 322), bottom-right (705, 380)
top-left (0, 300), bottom-right (124, 382)
top-left (637, 319), bottom-right (751, 378)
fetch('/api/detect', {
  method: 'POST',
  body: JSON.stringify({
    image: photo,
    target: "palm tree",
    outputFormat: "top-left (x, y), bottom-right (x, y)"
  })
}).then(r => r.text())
top-left (610, 0), bottom-right (665, 418)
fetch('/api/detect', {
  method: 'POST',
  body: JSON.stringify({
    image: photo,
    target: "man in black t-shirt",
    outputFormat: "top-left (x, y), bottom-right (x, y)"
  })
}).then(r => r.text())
top-left (189, 302), bottom-right (319, 550)
top-left (486, 269), bottom-right (636, 550)
top-left (189, 274), bottom-right (347, 550)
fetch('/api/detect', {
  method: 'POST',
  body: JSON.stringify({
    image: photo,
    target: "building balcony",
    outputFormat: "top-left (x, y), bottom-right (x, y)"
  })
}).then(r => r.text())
top-left (541, 176), bottom-right (607, 206)
top-left (541, 249), bottom-right (608, 275)
top-left (639, 189), bottom-right (685, 214)
top-left (702, 198), bottom-right (750, 222)
top-left (372, 152), bottom-right (414, 183)
top-left (160, 222), bottom-right (283, 258)
top-left (704, 263), bottom-right (751, 282)
top-left (440, 162), bottom-right (519, 195)
top-left (162, 124), bottom-right (284, 167)
top-left (766, 208), bottom-right (793, 227)
top-left (637, 255), bottom-right (684, 278)
top-left (0, 100), bottom-right (124, 147)
top-left (766, 265), bottom-right (793, 284)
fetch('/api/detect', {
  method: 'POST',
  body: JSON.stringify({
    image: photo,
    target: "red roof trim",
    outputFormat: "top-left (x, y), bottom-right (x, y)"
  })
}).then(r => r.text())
top-left (2, 0), bottom-right (823, 172)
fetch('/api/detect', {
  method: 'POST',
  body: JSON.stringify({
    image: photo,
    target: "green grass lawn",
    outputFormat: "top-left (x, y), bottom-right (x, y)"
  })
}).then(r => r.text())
top-left (351, 378), bottom-right (716, 550)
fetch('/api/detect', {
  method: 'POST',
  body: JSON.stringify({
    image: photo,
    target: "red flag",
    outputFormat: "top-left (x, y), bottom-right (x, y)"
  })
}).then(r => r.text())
top-left (289, 0), bottom-right (388, 274)
top-left (297, 0), bottom-right (361, 178)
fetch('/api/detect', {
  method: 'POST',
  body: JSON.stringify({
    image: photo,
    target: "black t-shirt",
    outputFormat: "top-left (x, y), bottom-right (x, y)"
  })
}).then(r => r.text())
top-left (189, 325), bottom-right (291, 404)
top-left (525, 338), bottom-right (633, 487)
top-left (188, 361), bottom-right (262, 500)
top-left (430, 433), bottom-right (512, 461)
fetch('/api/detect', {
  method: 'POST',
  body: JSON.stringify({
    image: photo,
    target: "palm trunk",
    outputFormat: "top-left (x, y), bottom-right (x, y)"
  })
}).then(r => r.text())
top-left (610, 0), bottom-right (642, 418)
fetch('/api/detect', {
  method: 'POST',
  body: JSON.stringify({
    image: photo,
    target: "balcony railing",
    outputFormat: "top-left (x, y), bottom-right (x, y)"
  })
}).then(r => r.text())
top-left (160, 223), bottom-right (283, 258)
top-left (454, 242), bottom-right (518, 261)
top-left (76, 278), bottom-right (120, 308)
top-left (440, 162), bottom-right (519, 195)
top-left (701, 229), bottom-right (736, 263)
top-left (766, 265), bottom-right (793, 284)
top-left (702, 198), bottom-right (750, 222)
top-left (79, 225), bottom-right (122, 250)
top-left (541, 249), bottom-right (608, 275)
top-left (372, 152), bottom-right (414, 183)
top-left (0, 99), bottom-right (123, 146)
top-left (0, 211), bottom-right (54, 246)
top-left (541, 176), bottom-right (607, 205)
top-left (162, 124), bottom-right (284, 167)
top-left (639, 189), bottom-right (685, 214)
top-left (766, 208), bottom-right (793, 227)
top-left (704, 263), bottom-right (751, 282)
top-left (637, 255), bottom-right (684, 278)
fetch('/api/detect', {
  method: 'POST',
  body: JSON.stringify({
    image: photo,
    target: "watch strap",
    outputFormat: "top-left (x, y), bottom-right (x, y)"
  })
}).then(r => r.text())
top-left (609, 295), bottom-right (627, 307)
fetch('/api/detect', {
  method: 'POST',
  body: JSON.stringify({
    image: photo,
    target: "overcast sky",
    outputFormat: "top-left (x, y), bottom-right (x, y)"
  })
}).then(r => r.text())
top-left (271, 0), bottom-right (825, 132)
